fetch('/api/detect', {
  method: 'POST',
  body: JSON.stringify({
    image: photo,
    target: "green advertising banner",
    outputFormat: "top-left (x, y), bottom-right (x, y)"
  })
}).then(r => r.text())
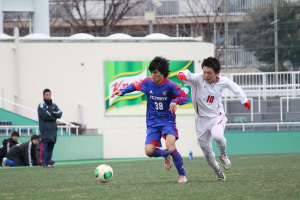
top-left (105, 60), bottom-right (195, 116)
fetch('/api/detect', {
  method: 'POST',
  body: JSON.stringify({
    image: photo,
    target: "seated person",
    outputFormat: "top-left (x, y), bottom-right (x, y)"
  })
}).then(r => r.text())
top-left (0, 131), bottom-right (19, 165)
top-left (2, 134), bottom-right (39, 167)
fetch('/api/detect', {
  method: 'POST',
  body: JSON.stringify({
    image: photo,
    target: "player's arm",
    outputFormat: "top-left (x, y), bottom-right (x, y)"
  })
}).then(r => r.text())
top-left (169, 92), bottom-right (190, 113)
top-left (111, 90), bottom-right (123, 98)
top-left (111, 84), bottom-right (136, 98)
top-left (169, 102), bottom-right (177, 113)
top-left (169, 84), bottom-right (190, 113)
top-left (111, 79), bottom-right (147, 98)
top-left (225, 78), bottom-right (250, 110)
top-left (52, 105), bottom-right (62, 119)
top-left (177, 69), bottom-right (200, 86)
top-left (38, 104), bottom-right (57, 121)
top-left (2, 140), bottom-right (8, 154)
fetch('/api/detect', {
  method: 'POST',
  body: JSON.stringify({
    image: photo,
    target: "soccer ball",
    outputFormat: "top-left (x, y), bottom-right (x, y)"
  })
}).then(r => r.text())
top-left (95, 164), bottom-right (113, 183)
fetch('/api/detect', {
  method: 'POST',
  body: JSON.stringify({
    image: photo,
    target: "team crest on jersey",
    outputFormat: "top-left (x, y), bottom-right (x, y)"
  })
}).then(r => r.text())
top-left (219, 88), bottom-right (224, 93)
top-left (162, 91), bottom-right (167, 96)
top-left (135, 83), bottom-right (139, 87)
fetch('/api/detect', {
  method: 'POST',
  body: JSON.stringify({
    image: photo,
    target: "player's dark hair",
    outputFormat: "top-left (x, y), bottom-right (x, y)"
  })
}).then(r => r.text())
top-left (31, 134), bottom-right (40, 141)
top-left (11, 131), bottom-right (19, 137)
top-left (149, 56), bottom-right (170, 77)
top-left (201, 57), bottom-right (221, 73)
top-left (43, 88), bottom-right (51, 94)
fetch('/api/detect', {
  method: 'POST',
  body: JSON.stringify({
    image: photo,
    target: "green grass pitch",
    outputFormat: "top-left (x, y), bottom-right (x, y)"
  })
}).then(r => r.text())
top-left (1, 153), bottom-right (300, 199)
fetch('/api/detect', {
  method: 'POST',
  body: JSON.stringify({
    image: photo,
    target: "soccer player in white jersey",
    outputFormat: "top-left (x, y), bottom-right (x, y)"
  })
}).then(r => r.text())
top-left (177, 57), bottom-right (250, 181)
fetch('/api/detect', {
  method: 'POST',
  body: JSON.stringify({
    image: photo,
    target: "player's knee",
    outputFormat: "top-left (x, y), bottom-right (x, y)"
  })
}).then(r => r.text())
top-left (213, 136), bottom-right (226, 146)
top-left (204, 152), bottom-right (214, 160)
top-left (166, 145), bottom-right (175, 153)
top-left (145, 149), bottom-right (154, 157)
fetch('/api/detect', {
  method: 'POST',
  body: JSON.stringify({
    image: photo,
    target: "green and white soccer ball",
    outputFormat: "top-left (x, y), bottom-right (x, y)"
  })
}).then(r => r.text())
top-left (95, 164), bottom-right (113, 183)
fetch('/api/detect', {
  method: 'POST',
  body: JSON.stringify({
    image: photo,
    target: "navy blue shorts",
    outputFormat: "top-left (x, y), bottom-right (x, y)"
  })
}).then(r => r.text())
top-left (145, 124), bottom-right (178, 147)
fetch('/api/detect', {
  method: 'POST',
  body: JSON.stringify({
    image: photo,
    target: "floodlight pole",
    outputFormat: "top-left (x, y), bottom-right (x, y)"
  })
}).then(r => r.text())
top-left (225, 0), bottom-right (228, 74)
top-left (14, 27), bottom-right (22, 115)
top-left (148, 0), bottom-right (153, 34)
top-left (274, 0), bottom-right (279, 83)
top-left (0, 0), bottom-right (3, 34)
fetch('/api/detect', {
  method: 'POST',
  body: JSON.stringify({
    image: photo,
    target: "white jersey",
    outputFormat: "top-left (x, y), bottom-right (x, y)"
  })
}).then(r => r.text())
top-left (180, 69), bottom-right (248, 118)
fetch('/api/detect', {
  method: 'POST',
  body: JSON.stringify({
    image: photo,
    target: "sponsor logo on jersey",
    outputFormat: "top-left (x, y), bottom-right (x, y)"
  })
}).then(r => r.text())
top-left (150, 90), bottom-right (153, 94)
top-left (150, 95), bottom-right (168, 101)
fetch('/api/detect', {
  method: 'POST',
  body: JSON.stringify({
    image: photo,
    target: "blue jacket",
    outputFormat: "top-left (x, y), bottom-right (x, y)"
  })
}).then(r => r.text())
top-left (38, 99), bottom-right (62, 143)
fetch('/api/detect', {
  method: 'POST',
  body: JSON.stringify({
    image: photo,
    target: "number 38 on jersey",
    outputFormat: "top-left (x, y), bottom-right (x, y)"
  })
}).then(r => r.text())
top-left (154, 102), bottom-right (164, 110)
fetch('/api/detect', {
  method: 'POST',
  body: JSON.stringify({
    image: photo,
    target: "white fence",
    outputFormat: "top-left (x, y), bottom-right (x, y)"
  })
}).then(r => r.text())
top-left (225, 121), bottom-right (300, 132)
top-left (0, 125), bottom-right (79, 136)
top-left (223, 71), bottom-right (300, 99)
top-left (0, 97), bottom-right (79, 136)
top-left (222, 71), bottom-right (300, 131)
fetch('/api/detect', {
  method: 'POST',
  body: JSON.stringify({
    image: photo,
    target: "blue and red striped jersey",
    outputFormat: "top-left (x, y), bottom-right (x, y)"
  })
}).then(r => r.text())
top-left (120, 77), bottom-right (190, 127)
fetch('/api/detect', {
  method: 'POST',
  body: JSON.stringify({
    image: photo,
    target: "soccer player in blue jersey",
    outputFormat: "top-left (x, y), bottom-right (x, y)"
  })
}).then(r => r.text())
top-left (111, 56), bottom-right (190, 183)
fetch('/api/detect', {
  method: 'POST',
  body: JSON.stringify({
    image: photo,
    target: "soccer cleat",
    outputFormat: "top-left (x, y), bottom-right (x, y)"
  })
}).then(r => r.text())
top-left (219, 154), bottom-right (231, 170)
top-left (164, 154), bottom-right (172, 170)
top-left (178, 175), bottom-right (187, 183)
top-left (2, 157), bottom-right (7, 167)
top-left (214, 163), bottom-right (226, 181)
top-left (47, 165), bottom-right (55, 168)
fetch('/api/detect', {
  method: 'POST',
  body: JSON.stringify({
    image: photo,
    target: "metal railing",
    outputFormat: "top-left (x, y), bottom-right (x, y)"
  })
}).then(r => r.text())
top-left (280, 97), bottom-right (300, 121)
top-left (222, 71), bottom-right (300, 100)
top-left (221, 71), bottom-right (300, 131)
top-left (0, 125), bottom-right (79, 136)
top-left (225, 121), bottom-right (300, 132)
top-left (223, 97), bottom-right (254, 121)
top-left (0, 97), bottom-right (79, 135)
top-left (223, 96), bottom-right (300, 132)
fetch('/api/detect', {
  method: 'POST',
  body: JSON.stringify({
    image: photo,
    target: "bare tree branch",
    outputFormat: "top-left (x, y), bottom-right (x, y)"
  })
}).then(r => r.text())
top-left (51, 0), bottom-right (145, 36)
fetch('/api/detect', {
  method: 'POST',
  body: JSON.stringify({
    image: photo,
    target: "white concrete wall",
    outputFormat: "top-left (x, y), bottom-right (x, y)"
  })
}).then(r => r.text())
top-left (0, 38), bottom-right (214, 158)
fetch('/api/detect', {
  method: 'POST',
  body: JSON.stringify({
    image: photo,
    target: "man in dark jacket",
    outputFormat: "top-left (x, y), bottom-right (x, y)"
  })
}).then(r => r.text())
top-left (36, 136), bottom-right (55, 166)
top-left (3, 134), bottom-right (40, 167)
top-left (38, 88), bottom-right (62, 168)
top-left (0, 131), bottom-right (19, 165)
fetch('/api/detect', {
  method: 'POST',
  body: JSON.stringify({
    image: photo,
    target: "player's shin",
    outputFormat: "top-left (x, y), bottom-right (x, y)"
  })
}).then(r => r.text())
top-left (170, 148), bottom-right (186, 176)
top-left (217, 142), bottom-right (227, 156)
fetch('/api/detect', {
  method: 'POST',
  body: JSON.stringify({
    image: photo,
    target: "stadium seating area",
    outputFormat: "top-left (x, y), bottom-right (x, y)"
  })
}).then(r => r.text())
top-left (225, 98), bottom-right (300, 131)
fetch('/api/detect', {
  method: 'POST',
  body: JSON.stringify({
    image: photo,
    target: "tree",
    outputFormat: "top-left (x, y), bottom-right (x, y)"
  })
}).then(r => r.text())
top-left (239, 2), bottom-right (300, 71)
top-left (3, 12), bottom-right (33, 36)
top-left (50, 0), bottom-right (145, 36)
top-left (183, 0), bottom-right (224, 40)
top-left (180, 0), bottom-right (238, 61)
